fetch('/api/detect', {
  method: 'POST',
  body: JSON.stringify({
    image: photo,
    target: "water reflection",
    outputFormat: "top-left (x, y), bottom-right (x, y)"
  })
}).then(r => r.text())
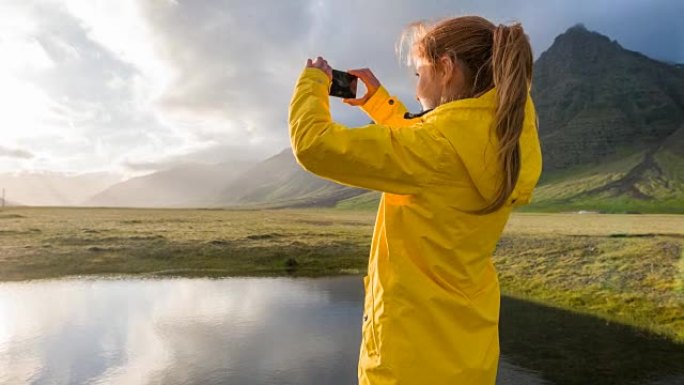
top-left (0, 277), bottom-right (362, 385)
top-left (0, 276), bottom-right (681, 385)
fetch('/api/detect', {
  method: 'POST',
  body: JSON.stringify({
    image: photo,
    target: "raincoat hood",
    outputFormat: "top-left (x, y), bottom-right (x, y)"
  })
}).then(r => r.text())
top-left (420, 87), bottom-right (542, 208)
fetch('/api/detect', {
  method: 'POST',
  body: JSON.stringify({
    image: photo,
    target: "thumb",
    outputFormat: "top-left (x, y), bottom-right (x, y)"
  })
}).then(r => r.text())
top-left (343, 98), bottom-right (362, 106)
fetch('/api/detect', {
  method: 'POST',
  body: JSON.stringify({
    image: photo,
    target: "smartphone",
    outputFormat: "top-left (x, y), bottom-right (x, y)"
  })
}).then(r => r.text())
top-left (329, 69), bottom-right (358, 99)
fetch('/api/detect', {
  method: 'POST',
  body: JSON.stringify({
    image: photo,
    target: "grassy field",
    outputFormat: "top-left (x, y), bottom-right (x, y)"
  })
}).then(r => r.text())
top-left (499, 213), bottom-right (683, 342)
top-left (0, 207), bottom-right (375, 280)
top-left (0, 207), bottom-right (682, 342)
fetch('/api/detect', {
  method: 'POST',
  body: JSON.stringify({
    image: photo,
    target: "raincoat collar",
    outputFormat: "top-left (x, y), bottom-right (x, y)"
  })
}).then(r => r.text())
top-left (430, 87), bottom-right (498, 114)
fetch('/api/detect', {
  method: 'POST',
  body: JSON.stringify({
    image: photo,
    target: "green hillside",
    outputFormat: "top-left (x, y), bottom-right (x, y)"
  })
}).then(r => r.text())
top-left (336, 191), bottom-right (382, 210)
top-left (521, 123), bottom-right (684, 213)
top-left (218, 148), bottom-right (367, 208)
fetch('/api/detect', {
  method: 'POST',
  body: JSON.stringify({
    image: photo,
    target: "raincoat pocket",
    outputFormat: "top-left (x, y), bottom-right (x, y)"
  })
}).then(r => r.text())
top-left (362, 274), bottom-right (379, 356)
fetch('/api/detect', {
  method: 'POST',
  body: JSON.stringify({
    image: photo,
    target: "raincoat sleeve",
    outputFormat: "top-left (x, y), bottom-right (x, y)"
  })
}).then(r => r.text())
top-left (358, 85), bottom-right (413, 128)
top-left (288, 67), bottom-right (450, 195)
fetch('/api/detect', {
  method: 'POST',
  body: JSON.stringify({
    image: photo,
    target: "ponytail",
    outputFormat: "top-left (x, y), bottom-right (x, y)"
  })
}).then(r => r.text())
top-left (401, 17), bottom-right (534, 215)
top-left (469, 23), bottom-right (533, 215)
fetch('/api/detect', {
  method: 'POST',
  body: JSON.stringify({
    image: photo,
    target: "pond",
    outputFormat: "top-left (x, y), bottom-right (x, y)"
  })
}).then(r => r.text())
top-left (0, 276), bottom-right (682, 384)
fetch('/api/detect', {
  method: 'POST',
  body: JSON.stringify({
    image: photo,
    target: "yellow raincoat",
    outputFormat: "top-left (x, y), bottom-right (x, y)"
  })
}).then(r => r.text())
top-left (288, 67), bottom-right (542, 384)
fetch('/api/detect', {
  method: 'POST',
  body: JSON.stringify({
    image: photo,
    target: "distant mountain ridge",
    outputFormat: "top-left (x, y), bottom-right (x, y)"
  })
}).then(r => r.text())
top-left (82, 149), bottom-right (367, 209)
top-left (213, 148), bottom-right (367, 208)
top-left (86, 161), bottom-right (255, 208)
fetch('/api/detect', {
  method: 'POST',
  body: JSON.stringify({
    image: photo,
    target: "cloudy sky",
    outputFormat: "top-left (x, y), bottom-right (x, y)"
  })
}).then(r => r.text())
top-left (1, 0), bottom-right (682, 177)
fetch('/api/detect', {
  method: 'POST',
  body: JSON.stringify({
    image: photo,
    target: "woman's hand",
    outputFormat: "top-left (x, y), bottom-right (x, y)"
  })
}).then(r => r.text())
top-left (306, 57), bottom-right (332, 81)
top-left (343, 68), bottom-right (381, 106)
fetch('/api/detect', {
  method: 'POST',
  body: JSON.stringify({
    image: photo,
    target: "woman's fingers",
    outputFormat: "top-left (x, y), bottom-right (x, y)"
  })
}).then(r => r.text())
top-left (314, 57), bottom-right (330, 71)
top-left (347, 68), bottom-right (381, 89)
top-left (343, 68), bottom-right (381, 106)
top-left (308, 57), bottom-right (324, 69)
top-left (300, 61), bottom-right (383, 106)
top-left (305, 59), bottom-right (385, 98)
top-left (306, 56), bottom-right (332, 80)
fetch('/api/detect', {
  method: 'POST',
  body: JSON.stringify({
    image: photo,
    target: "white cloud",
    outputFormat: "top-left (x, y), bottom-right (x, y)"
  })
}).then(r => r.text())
top-left (0, 0), bottom-right (681, 176)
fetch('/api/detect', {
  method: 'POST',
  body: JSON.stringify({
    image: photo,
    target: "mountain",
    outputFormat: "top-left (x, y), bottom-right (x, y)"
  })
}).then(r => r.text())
top-left (532, 24), bottom-right (684, 172)
top-left (525, 24), bottom-right (684, 213)
top-left (214, 148), bottom-right (367, 208)
top-left (85, 149), bottom-right (367, 209)
top-left (0, 172), bottom-right (121, 206)
top-left (86, 161), bottom-right (255, 208)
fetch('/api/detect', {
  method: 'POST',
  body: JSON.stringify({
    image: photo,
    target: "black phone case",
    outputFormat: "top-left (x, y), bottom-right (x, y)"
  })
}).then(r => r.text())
top-left (329, 70), bottom-right (358, 99)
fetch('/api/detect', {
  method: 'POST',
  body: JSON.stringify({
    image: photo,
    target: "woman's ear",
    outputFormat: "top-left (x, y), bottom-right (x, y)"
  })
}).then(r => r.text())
top-left (438, 54), bottom-right (455, 86)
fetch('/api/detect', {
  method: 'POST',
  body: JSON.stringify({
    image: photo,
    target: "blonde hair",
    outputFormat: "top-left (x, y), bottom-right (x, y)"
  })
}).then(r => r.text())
top-left (398, 16), bottom-right (533, 214)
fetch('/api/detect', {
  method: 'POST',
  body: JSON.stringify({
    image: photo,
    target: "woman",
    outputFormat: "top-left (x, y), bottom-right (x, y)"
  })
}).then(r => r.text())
top-left (288, 15), bottom-right (542, 385)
